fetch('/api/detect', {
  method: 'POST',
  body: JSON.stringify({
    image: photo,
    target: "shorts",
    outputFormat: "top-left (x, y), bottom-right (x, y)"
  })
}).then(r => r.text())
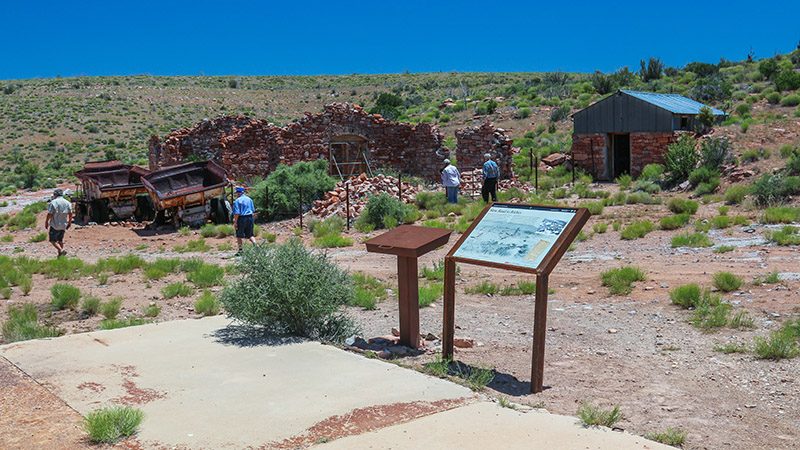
top-left (49, 227), bottom-right (65, 243)
top-left (236, 215), bottom-right (254, 239)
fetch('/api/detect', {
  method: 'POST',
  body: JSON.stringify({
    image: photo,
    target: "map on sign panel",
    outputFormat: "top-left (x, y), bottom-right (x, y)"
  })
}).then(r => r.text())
top-left (452, 204), bottom-right (576, 270)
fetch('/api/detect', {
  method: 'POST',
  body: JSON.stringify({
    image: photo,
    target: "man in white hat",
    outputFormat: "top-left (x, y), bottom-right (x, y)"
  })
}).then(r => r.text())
top-left (481, 153), bottom-right (499, 202)
top-left (44, 188), bottom-right (73, 257)
top-left (440, 158), bottom-right (461, 204)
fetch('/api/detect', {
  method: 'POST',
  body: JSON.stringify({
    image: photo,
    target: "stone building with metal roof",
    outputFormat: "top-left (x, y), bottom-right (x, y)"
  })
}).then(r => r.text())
top-left (571, 90), bottom-right (727, 180)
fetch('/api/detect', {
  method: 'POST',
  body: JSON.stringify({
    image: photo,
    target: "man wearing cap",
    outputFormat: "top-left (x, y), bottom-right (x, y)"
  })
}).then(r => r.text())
top-left (44, 188), bottom-right (73, 257)
top-left (481, 153), bottom-right (499, 203)
top-left (232, 186), bottom-right (256, 254)
top-left (440, 158), bottom-right (461, 204)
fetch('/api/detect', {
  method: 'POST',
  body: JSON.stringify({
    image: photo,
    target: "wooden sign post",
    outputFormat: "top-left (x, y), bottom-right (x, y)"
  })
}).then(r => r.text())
top-left (442, 203), bottom-right (589, 393)
top-left (365, 225), bottom-right (452, 348)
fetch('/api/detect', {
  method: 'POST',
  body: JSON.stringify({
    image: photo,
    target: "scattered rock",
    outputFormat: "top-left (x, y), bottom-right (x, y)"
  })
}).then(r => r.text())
top-left (453, 338), bottom-right (474, 349)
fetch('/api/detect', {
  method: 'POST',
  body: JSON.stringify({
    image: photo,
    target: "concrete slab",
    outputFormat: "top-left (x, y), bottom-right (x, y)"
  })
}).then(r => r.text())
top-left (0, 317), bottom-right (472, 449)
top-left (317, 401), bottom-right (673, 450)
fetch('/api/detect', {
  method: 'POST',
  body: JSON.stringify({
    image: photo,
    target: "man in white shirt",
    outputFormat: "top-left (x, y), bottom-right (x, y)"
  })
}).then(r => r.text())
top-left (440, 159), bottom-right (461, 204)
top-left (44, 188), bottom-right (73, 257)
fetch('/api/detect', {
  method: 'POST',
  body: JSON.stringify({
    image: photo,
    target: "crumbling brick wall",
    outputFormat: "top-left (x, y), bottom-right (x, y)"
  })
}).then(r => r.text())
top-left (571, 133), bottom-right (607, 180)
top-left (149, 103), bottom-right (446, 181)
top-left (629, 132), bottom-right (676, 176)
top-left (455, 122), bottom-right (514, 179)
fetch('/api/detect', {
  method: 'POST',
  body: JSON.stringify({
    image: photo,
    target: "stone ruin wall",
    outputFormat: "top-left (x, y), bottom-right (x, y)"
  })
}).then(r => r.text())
top-left (149, 103), bottom-right (516, 182)
top-left (455, 121), bottom-right (514, 179)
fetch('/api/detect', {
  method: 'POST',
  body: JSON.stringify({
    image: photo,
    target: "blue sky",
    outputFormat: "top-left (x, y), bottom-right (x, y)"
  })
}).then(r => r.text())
top-left (1, 1), bottom-right (798, 80)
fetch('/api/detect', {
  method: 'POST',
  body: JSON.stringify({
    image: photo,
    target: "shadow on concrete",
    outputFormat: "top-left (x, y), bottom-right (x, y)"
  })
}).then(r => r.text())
top-left (209, 324), bottom-right (305, 348)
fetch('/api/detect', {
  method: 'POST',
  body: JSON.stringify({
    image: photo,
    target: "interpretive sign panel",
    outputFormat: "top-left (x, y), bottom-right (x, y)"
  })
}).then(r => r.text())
top-left (443, 202), bottom-right (589, 393)
top-left (452, 204), bottom-right (577, 271)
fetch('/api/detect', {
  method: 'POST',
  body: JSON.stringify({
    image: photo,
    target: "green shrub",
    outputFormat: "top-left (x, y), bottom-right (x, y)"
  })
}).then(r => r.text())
top-left (577, 402), bottom-right (622, 427)
top-left (632, 179), bottom-right (661, 194)
top-left (724, 185), bottom-right (750, 204)
top-left (691, 292), bottom-right (731, 330)
top-left (200, 224), bottom-right (217, 238)
top-left (261, 231), bottom-right (277, 243)
top-left (620, 220), bottom-right (654, 240)
top-left (220, 240), bottom-right (357, 341)
top-left (665, 134), bottom-right (698, 182)
top-left (351, 273), bottom-right (388, 310)
top-left (419, 283), bottom-right (443, 307)
top-left (754, 320), bottom-right (800, 360)
top-left (659, 214), bottom-right (690, 230)
top-left (670, 283), bottom-right (702, 308)
top-left (667, 198), bottom-right (698, 215)
top-left (751, 173), bottom-right (800, 206)
top-left (601, 266), bottom-right (646, 295)
top-left (713, 271), bottom-right (743, 292)
top-left (19, 275), bottom-right (32, 295)
top-left (699, 137), bottom-right (731, 169)
top-left (639, 164), bottom-right (665, 182)
top-left (646, 428), bottom-right (687, 447)
top-left (84, 405), bottom-right (144, 443)
top-left (143, 258), bottom-right (181, 280)
top-left (185, 263), bottom-right (225, 288)
top-left (28, 232), bottom-right (47, 243)
top-left (672, 231), bottom-right (712, 248)
top-left (688, 166), bottom-right (719, 186)
top-left (162, 282), bottom-right (195, 299)
top-left (729, 310), bottom-right (755, 329)
top-left (766, 226), bottom-right (800, 245)
top-left (174, 238), bottom-right (211, 253)
top-left (766, 91), bottom-right (782, 104)
top-left (1, 304), bottom-right (60, 342)
top-left (711, 215), bottom-right (731, 229)
top-left (215, 224), bottom-right (235, 238)
top-left (195, 290), bottom-right (221, 316)
top-left (314, 233), bottom-right (354, 248)
top-left (592, 223), bottom-right (608, 234)
top-left (781, 94), bottom-right (800, 107)
top-left (421, 261), bottom-right (446, 281)
top-left (102, 254), bottom-right (146, 274)
top-left (99, 297), bottom-right (122, 319)
top-left (615, 174), bottom-right (632, 189)
top-left (355, 193), bottom-right (413, 231)
top-left (143, 304), bottom-right (161, 318)
top-left (714, 245), bottom-right (735, 253)
top-left (50, 283), bottom-right (81, 310)
top-left (81, 296), bottom-right (101, 315)
top-left (582, 201), bottom-right (604, 216)
top-left (762, 207), bottom-right (800, 224)
top-left (250, 160), bottom-right (335, 219)
top-left (465, 281), bottom-right (500, 295)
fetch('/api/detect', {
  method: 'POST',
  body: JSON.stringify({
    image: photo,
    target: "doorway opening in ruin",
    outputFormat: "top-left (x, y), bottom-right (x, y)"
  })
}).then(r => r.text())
top-left (329, 134), bottom-right (372, 179)
top-left (609, 133), bottom-right (630, 179)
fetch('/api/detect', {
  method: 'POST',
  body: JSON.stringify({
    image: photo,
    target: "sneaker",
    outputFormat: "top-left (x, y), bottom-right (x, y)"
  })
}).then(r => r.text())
top-left (59, 250), bottom-right (67, 257)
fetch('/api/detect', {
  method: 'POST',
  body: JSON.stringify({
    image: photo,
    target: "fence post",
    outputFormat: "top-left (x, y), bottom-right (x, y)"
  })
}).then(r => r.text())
top-left (264, 183), bottom-right (269, 222)
top-left (397, 173), bottom-right (402, 201)
top-left (529, 150), bottom-right (533, 182)
top-left (298, 187), bottom-right (303, 230)
top-left (534, 154), bottom-right (539, 191)
top-left (345, 182), bottom-right (351, 231)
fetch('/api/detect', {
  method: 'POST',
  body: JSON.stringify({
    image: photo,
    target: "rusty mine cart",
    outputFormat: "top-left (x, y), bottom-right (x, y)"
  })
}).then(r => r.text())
top-left (74, 160), bottom-right (154, 224)
top-left (141, 160), bottom-right (232, 228)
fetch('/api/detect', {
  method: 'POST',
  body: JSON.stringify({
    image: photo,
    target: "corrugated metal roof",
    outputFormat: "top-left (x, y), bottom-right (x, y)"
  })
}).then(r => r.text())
top-left (621, 90), bottom-right (727, 116)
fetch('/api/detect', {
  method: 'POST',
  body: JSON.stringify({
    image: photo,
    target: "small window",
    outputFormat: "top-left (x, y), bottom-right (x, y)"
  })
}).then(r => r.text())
top-left (680, 117), bottom-right (689, 129)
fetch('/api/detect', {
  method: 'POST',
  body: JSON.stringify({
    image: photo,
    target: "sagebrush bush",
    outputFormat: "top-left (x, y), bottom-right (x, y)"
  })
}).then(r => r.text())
top-left (355, 193), bottom-right (414, 231)
top-left (51, 283), bottom-right (81, 310)
top-left (601, 266), bottom-right (646, 295)
top-left (699, 137), bottom-right (731, 168)
top-left (639, 163), bottom-right (665, 182)
top-left (751, 173), bottom-right (800, 206)
top-left (713, 271), bottom-right (742, 292)
top-left (1, 303), bottom-right (60, 342)
top-left (667, 198), bottom-right (698, 215)
top-left (724, 184), bottom-right (750, 204)
top-left (670, 283), bottom-right (702, 308)
top-left (84, 405), bottom-right (144, 444)
top-left (220, 240), bottom-right (357, 342)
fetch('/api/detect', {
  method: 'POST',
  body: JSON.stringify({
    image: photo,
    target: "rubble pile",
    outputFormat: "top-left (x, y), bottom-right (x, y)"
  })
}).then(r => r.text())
top-left (311, 173), bottom-right (419, 219)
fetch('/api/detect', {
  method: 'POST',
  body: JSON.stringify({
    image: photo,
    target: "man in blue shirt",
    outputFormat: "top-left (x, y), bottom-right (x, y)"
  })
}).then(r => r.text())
top-left (232, 186), bottom-right (256, 254)
top-left (481, 153), bottom-right (499, 203)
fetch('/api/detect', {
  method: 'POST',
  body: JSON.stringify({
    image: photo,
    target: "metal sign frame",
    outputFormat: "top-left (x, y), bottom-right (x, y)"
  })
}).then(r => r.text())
top-left (441, 202), bottom-right (590, 393)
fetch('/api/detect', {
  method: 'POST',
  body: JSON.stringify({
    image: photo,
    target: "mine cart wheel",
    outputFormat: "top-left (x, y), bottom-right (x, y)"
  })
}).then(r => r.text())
top-left (89, 199), bottom-right (109, 224)
top-left (171, 209), bottom-right (182, 229)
